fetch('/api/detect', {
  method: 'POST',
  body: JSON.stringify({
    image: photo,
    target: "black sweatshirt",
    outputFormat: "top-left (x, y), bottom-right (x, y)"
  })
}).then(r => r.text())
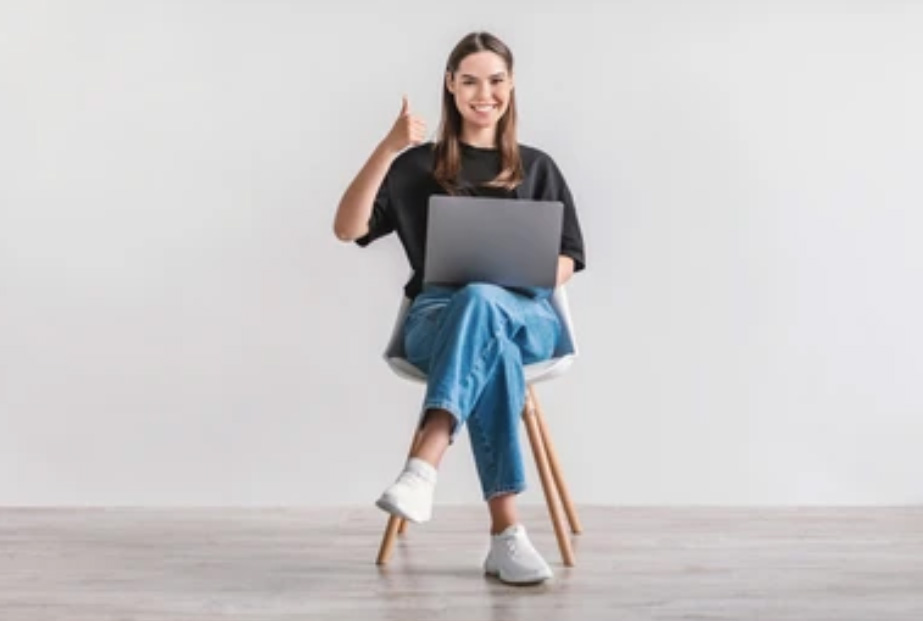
top-left (356, 141), bottom-right (586, 299)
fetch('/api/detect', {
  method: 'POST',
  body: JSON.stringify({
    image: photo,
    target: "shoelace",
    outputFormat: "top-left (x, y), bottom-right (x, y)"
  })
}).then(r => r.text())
top-left (502, 533), bottom-right (538, 561)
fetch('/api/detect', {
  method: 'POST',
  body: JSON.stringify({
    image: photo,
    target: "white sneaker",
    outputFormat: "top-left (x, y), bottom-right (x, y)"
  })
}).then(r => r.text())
top-left (375, 458), bottom-right (437, 523)
top-left (483, 524), bottom-right (554, 585)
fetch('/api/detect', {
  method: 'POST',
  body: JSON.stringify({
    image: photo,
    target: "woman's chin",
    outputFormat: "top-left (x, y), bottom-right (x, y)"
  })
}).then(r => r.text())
top-left (464, 116), bottom-right (498, 129)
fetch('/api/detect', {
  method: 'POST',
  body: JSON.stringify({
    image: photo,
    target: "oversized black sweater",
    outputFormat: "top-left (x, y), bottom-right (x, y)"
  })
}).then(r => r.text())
top-left (356, 141), bottom-right (586, 299)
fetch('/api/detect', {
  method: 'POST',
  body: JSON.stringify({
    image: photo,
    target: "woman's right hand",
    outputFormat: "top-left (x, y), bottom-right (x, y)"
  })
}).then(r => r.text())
top-left (381, 95), bottom-right (427, 154)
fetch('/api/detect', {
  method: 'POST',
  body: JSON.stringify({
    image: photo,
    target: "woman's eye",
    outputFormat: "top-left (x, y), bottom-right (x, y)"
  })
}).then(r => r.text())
top-left (460, 79), bottom-right (504, 87)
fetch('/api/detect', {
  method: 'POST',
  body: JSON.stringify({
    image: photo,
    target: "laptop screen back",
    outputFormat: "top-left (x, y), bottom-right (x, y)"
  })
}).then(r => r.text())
top-left (423, 195), bottom-right (563, 289)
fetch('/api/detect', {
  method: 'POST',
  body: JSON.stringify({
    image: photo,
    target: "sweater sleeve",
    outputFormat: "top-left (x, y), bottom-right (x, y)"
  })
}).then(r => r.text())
top-left (544, 156), bottom-right (586, 272)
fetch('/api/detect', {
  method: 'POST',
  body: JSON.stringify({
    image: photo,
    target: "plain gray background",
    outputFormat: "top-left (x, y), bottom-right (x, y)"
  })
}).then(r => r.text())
top-left (1, 0), bottom-right (921, 507)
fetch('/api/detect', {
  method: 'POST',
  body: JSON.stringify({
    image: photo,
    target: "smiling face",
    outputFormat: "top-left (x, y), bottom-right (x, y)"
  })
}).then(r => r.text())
top-left (445, 50), bottom-right (514, 135)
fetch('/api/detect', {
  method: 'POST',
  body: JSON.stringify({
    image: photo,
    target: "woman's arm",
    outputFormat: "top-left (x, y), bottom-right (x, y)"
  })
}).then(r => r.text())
top-left (333, 142), bottom-right (399, 241)
top-left (333, 96), bottom-right (426, 242)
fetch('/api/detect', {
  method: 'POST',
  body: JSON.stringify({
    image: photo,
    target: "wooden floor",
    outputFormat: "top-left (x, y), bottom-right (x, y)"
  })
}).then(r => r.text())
top-left (1, 506), bottom-right (921, 620)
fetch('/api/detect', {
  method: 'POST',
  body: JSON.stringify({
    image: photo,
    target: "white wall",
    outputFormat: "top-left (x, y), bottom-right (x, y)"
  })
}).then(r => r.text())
top-left (2, 0), bottom-right (921, 506)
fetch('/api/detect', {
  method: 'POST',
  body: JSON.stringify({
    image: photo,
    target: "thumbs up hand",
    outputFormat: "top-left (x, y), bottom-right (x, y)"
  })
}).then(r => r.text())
top-left (382, 95), bottom-right (427, 155)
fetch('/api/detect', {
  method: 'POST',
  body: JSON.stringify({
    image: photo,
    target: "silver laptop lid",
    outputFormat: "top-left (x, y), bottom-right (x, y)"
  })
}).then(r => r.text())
top-left (423, 195), bottom-right (563, 289)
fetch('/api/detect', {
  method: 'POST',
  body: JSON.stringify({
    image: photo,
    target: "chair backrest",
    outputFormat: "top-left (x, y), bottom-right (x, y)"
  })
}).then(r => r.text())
top-left (383, 286), bottom-right (578, 384)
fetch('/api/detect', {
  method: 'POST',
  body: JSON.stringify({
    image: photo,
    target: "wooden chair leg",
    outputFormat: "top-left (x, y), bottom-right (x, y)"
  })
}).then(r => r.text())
top-left (375, 428), bottom-right (423, 565)
top-left (528, 386), bottom-right (582, 535)
top-left (523, 392), bottom-right (576, 567)
top-left (376, 515), bottom-right (403, 566)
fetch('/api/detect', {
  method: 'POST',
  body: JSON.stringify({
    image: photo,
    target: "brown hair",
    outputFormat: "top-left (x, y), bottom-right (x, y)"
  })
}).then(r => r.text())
top-left (433, 31), bottom-right (523, 194)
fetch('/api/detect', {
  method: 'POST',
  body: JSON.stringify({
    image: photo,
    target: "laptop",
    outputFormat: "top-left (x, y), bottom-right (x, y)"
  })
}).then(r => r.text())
top-left (423, 195), bottom-right (563, 289)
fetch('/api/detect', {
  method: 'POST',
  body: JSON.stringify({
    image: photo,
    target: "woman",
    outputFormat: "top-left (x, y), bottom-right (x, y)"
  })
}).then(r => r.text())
top-left (333, 31), bottom-right (585, 585)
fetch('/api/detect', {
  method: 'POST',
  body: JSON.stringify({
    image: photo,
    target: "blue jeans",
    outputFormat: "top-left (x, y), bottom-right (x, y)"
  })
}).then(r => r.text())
top-left (403, 283), bottom-right (562, 500)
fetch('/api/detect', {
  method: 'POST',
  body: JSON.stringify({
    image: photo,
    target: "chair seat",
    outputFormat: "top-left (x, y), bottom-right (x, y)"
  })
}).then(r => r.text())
top-left (383, 286), bottom-right (579, 385)
top-left (386, 353), bottom-right (576, 384)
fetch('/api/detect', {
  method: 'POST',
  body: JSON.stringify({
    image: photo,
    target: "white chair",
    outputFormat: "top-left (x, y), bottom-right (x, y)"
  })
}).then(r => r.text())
top-left (375, 286), bottom-right (583, 566)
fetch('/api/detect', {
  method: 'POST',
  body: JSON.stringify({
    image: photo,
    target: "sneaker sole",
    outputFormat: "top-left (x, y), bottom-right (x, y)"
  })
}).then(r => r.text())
top-left (483, 567), bottom-right (552, 586)
top-left (375, 495), bottom-right (430, 524)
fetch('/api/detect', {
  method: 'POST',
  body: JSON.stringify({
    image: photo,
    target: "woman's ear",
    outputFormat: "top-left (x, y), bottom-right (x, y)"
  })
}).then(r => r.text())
top-left (445, 71), bottom-right (455, 94)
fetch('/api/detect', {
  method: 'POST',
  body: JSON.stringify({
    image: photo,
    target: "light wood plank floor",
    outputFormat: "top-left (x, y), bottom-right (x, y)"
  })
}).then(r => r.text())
top-left (1, 506), bottom-right (921, 620)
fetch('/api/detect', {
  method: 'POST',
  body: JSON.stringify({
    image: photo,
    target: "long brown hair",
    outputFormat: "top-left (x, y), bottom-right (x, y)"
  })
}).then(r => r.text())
top-left (434, 32), bottom-right (524, 194)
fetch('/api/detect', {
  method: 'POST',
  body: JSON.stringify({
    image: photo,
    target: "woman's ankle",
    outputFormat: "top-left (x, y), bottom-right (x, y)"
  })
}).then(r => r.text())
top-left (487, 492), bottom-right (519, 534)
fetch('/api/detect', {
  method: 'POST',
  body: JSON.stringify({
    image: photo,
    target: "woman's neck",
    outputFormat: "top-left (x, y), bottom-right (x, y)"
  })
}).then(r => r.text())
top-left (460, 125), bottom-right (497, 149)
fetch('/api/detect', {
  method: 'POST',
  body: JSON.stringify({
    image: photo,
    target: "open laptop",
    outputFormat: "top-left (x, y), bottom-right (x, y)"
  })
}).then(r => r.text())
top-left (423, 195), bottom-right (563, 289)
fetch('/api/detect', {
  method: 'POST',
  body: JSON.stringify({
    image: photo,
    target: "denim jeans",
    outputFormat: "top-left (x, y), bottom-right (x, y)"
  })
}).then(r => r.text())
top-left (403, 282), bottom-right (562, 500)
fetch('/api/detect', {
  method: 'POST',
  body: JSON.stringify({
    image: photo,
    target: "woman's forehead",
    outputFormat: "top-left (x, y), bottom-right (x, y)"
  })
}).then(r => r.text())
top-left (455, 51), bottom-right (508, 76)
